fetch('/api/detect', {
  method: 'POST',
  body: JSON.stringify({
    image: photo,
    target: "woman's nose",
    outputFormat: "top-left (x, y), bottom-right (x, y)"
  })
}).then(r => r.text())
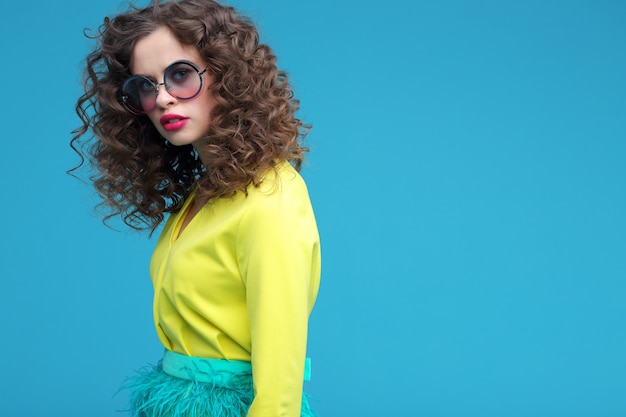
top-left (155, 83), bottom-right (177, 109)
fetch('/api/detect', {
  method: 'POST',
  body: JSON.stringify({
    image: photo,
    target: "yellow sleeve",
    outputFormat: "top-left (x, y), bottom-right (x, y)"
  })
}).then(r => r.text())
top-left (237, 168), bottom-right (321, 417)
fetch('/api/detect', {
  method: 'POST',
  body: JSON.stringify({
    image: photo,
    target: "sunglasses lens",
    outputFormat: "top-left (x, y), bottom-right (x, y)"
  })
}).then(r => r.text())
top-left (122, 76), bottom-right (156, 114)
top-left (165, 62), bottom-right (202, 100)
top-left (121, 62), bottom-right (203, 114)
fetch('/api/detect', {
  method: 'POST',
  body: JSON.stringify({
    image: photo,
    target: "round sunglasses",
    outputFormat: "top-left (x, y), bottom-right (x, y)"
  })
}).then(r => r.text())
top-left (121, 60), bottom-right (208, 115)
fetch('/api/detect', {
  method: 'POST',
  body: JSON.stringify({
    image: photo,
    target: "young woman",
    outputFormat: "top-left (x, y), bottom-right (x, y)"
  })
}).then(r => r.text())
top-left (71, 1), bottom-right (321, 416)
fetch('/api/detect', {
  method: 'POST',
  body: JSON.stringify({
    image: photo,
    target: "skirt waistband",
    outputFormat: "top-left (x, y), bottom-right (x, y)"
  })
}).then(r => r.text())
top-left (162, 350), bottom-right (311, 383)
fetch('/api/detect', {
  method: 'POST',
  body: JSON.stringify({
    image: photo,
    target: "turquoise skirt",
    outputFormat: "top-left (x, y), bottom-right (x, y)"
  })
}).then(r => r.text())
top-left (124, 350), bottom-right (316, 417)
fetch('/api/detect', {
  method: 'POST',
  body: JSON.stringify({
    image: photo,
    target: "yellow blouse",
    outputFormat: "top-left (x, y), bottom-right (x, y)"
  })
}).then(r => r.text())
top-left (149, 162), bottom-right (321, 417)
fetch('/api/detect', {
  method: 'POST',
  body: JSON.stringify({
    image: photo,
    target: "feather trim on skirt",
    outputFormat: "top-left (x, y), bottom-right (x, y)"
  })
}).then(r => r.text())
top-left (122, 360), bottom-right (316, 417)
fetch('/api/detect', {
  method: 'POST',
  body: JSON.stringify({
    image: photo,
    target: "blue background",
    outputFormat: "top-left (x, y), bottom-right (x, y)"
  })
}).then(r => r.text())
top-left (1, 0), bottom-right (625, 416)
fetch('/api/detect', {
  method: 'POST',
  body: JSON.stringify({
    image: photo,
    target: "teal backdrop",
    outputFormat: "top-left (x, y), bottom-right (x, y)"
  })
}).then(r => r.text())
top-left (1, 0), bottom-right (625, 416)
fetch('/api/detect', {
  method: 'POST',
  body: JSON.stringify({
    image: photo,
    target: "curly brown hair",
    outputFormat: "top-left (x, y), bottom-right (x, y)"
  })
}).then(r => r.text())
top-left (71, 0), bottom-right (310, 232)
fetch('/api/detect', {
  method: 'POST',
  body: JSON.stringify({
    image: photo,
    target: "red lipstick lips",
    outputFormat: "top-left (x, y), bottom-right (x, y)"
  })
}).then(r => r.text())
top-left (160, 114), bottom-right (189, 132)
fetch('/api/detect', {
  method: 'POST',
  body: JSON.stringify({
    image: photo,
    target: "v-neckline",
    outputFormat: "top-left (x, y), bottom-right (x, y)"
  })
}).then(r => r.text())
top-left (172, 190), bottom-right (202, 243)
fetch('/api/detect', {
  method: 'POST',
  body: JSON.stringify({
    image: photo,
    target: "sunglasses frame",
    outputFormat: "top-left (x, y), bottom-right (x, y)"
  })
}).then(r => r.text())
top-left (121, 60), bottom-right (209, 115)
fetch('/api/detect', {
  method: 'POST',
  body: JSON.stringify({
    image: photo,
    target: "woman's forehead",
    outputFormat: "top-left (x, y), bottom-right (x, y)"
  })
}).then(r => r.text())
top-left (131, 26), bottom-right (204, 75)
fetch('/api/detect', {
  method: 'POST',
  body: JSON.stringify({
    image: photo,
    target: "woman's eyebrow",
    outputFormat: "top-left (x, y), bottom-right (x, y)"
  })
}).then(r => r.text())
top-left (132, 59), bottom-right (199, 78)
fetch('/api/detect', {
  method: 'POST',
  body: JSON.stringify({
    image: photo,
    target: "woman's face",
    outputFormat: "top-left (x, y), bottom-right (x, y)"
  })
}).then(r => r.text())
top-left (130, 26), bottom-right (217, 150)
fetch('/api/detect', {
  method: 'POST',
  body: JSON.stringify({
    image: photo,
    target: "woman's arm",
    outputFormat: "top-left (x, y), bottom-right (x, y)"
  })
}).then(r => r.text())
top-left (237, 168), bottom-right (321, 417)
